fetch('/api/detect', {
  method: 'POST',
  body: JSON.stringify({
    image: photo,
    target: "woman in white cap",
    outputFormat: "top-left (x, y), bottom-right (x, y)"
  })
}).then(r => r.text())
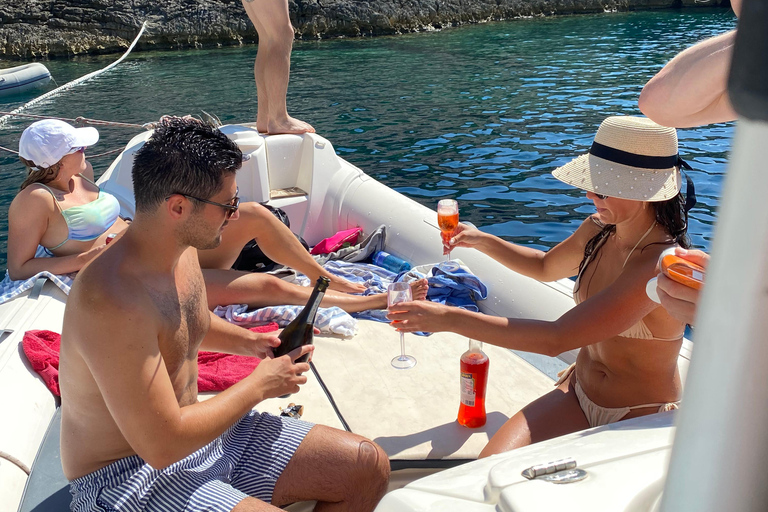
top-left (8, 119), bottom-right (118, 278)
top-left (6, 119), bottom-right (427, 309)
top-left (389, 116), bottom-right (694, 456)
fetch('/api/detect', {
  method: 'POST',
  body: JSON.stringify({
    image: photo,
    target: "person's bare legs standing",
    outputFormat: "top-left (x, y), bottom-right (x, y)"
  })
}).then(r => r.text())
top-left (242, 0), bottom-right (315, 135)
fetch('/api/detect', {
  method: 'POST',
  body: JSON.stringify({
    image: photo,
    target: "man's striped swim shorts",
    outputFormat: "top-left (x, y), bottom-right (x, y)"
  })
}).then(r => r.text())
top-left (69, 410), bottom-right (314, 511)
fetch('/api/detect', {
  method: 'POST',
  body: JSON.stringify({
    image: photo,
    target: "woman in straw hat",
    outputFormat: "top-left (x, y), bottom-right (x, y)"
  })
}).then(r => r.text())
top-left (5, 118), bottom-right (427, 309)
top-left (389, 116), bottom-right (695, 456)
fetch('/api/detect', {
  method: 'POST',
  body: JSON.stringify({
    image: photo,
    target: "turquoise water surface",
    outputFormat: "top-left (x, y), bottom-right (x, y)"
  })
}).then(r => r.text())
top-left (0, 9), bottom-right (737, 269)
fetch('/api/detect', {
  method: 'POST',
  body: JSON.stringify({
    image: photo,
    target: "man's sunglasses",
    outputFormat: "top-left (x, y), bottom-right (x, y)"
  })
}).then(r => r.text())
top-left (167, 188), bottom-right (240, 219)
top-left (67, 146), bottom-right (86, 155)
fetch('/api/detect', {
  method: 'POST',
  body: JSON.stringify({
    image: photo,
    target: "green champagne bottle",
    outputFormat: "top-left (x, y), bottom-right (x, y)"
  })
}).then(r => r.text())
top-left (272, 276), bottom-right (330, 363)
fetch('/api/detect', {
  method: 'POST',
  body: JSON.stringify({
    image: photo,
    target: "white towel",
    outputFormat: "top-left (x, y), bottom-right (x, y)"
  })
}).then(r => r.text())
top-left (0, 246), bottom-right (75, 304)
top-left (213, 303), bottom-right (358, 338)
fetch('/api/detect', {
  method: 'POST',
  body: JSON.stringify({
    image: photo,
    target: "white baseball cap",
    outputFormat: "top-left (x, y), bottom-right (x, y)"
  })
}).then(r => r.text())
top-left (18, 119), bottom-right (99, 169)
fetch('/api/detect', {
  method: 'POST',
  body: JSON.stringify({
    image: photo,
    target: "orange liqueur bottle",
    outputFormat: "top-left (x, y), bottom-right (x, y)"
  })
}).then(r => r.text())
top-left (457, 339), bottom-right (489, 428)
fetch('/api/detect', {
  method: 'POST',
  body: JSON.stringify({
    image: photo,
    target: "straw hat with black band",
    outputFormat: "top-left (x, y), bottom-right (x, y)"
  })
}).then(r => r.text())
top-left (553, 116), bottom-right (696, 211)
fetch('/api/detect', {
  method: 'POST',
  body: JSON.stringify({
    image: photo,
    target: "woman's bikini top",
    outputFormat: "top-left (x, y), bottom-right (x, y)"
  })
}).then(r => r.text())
top-left (574, 220), bottom-right (683, 342)
top-left (36, 174), bottom-right (121, 251)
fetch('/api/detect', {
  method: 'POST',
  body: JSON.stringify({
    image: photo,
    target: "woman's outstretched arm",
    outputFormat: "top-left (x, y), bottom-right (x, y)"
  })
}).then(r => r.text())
top-left (445, 217), bottom-right (601, 282)
top-left (388, 246), bottom-right (680, 355)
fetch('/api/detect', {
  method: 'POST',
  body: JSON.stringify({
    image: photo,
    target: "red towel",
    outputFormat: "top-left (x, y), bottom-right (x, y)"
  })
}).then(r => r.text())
top-left (21, 324), bottom-right (278, 397)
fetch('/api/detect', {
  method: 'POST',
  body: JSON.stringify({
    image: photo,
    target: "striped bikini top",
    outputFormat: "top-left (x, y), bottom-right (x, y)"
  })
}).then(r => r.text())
top-left (37, 174), bottom-right (121, 251)
top-left (574, 221), bottom-right (683, 342)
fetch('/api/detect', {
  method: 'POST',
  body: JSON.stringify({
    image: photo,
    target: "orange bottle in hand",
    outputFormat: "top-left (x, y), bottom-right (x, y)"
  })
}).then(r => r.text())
top-left (458, 339), bottom-right (489, 428)
top-left (661, 253), bottom-right (705, 290)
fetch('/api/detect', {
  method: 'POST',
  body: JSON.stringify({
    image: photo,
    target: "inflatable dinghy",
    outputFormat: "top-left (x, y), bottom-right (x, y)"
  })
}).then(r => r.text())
top-left (0, 63), bottom-right (51, 98)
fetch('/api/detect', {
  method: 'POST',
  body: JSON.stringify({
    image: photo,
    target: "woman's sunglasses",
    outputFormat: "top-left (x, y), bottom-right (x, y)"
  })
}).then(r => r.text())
top-left (594, 193), bottom-right (608, 200)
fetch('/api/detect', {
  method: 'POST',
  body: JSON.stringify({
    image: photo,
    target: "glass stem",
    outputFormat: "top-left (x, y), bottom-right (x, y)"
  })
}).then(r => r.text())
top-left (399, 332), bottom-right (406, 359)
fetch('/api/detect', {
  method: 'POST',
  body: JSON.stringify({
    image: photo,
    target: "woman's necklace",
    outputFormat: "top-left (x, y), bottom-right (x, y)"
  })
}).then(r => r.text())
top-left (615, 220), bottom-right (658, 268)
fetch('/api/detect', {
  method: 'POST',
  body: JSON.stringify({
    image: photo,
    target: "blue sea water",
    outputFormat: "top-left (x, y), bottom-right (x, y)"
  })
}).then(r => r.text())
top-left (0, 9), bottom-right (737, 270)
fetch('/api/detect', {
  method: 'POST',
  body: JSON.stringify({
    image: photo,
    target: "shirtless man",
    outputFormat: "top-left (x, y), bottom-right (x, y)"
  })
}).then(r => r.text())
top-left (638, 0), bottom-right (739, 325)
top-left (59, 117), bottom-right (389, 511)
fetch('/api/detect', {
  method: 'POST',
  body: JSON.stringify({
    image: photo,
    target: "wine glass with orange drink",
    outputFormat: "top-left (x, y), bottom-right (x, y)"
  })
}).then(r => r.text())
top-left (437, 199), bottom-right (459, 259)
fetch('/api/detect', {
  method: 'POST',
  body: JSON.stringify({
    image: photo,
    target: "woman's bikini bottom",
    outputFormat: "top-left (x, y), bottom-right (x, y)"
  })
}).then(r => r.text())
top-left (556, 363), bottom-right (679, 428)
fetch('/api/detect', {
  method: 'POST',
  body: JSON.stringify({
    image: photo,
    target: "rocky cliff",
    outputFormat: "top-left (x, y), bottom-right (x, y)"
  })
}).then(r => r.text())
top-left (0, 0), bottom-right (730, 60)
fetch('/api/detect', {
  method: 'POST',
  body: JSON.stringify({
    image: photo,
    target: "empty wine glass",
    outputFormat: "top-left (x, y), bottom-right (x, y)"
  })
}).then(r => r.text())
top-left (388, 282), bottom-right (416, 369)
top-left (437, 199), bottom-right (459, 260)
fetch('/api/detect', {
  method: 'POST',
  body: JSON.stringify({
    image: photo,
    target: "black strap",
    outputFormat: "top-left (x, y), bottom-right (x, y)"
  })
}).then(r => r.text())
top-left (589, 141), bottom-right (679, 169)
top-left (590, 142), bottom-right (697, 211)
top-left (679, 157), bottom-right (697, 213)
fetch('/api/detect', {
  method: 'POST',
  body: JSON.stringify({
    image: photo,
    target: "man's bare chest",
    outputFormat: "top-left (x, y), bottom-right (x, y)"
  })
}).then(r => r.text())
top-left (148, 272), bottom-right (209, 377)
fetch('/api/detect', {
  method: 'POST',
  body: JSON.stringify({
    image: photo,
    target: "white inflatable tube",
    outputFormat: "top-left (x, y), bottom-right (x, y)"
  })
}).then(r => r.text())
top-left (0, 63), bottom-right (51, 98)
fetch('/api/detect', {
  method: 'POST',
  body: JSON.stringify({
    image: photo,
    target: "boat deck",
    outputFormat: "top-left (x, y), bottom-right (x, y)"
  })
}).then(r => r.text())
top-left (204, 318), bottom-right (557, 465)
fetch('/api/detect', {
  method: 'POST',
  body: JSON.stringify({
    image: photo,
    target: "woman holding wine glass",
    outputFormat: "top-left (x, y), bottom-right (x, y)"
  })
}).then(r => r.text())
top-left (388, 282), bottom-right (416, 369)
top-left (437, 199), bottom-right (459, 260)
top-left (388, 116), bottom-right (692, 457)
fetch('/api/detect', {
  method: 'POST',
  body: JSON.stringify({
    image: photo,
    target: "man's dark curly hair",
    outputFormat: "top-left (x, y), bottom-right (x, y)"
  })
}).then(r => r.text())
top-left (132, 117), bottom-right (243, 214)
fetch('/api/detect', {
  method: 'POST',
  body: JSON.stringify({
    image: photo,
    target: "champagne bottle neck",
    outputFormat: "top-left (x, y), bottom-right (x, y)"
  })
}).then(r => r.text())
top-left (302, 289), bottom-right (325, 324)
top-left (297, 277), bottom-right (330, 325)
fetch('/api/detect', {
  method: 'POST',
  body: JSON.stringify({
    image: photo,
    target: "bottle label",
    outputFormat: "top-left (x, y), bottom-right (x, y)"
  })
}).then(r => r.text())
top-left (460, 371), bottom-right (476, 406)
top-left (306, 291), bottom-right (325, 325)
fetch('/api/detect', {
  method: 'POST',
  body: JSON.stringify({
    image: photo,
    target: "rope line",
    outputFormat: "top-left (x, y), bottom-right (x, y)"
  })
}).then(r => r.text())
top-left (0, 111), bottom-right (145, 129)
top-left (0, 21), bottom-right (148, 127)
top-left (0, 450), bottom-right (31, 475)
top-left (0, 144), bottom-right (124, 159)
top-left (87, 147), bottom-right (125, 159)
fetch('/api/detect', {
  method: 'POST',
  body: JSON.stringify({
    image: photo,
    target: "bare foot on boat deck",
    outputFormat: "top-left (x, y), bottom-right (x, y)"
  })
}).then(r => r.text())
top-left (268, 116), bottom-right (315, 135)
top-left (410, 278), bottom-right (429, 301)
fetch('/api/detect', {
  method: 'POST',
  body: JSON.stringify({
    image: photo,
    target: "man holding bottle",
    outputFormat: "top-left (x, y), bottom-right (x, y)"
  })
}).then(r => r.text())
top-left (58, 117), bottom-right (389, 512)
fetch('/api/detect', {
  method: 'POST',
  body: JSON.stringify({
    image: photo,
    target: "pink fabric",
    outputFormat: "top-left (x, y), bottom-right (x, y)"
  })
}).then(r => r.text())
top-left (21, 329), bottom-right (62, 396)
top-left (310, 227), bottom-right (363, 255)
top-left (21, 323), bottom-right (279, 397)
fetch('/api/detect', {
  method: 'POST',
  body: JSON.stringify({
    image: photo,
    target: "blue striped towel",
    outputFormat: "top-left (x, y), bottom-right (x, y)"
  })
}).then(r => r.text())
top-left (213, 303), bottom-right (357, 338)
top-left (0, 246), bottom-right (75, 304)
